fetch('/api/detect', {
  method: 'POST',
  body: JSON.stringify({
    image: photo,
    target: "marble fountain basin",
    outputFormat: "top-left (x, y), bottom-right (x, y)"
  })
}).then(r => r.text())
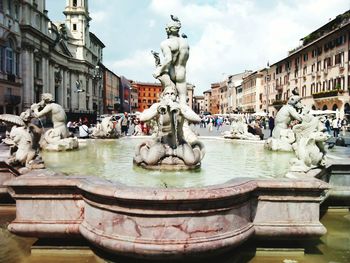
top-left (4, 138), bottom-right (329, 259)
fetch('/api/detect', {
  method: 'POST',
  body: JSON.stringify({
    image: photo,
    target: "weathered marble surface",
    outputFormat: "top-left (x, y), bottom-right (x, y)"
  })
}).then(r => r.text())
top-left (91, 116), bottom-right (118, 139)
top-left (0, 162), bottom-right (19, 200)
top-left (134, 16), bottom-right (205, 170)
top-left (223, 116), bottom-right (260, 140)
top-left (5, 171), bottom-right (328, 259)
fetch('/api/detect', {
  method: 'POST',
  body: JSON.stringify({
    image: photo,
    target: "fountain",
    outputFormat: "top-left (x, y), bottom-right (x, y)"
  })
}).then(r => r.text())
top-left (0, 15), bottom-right (349, 261)
top-left (222, 115), bottom-right (260, 140)
top-left (134, 15), bottom-right (205, 170)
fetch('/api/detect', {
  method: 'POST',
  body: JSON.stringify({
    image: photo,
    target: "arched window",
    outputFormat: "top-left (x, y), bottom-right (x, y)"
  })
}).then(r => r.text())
top-left (311, 83), bottom-right (315, 94)
top-left (332, 104), bottom-right (338, 111)
top-left (328, 79), bottom-right (333, 90)
top-left (302, 85), bottom-right (306, 97)
top-left (312, 105), bottom-right (316, 110)
top-left (322, 105), bottom-right (328, 110)
top-left (345, 103), bottom-right (350, 114)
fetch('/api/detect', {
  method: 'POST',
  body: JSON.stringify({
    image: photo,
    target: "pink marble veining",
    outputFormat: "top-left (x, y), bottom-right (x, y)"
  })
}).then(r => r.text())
top-left (4, 170), bottom-right (329, 259)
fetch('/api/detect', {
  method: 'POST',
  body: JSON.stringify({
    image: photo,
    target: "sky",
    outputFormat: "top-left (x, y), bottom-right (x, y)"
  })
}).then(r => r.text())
top-left (46, 0), bottom-right (350, 95)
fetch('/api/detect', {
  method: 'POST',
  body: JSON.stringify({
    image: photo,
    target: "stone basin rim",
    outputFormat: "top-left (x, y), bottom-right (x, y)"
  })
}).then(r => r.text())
top-left (5, 170), bottom-right (330, 202)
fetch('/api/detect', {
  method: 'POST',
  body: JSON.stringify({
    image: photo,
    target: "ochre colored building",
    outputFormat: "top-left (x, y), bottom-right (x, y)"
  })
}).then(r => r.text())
top-left (131, 81), bottom-right (162, 112)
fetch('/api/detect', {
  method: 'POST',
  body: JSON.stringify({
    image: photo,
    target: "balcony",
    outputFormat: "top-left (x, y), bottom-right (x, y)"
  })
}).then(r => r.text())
top-left (7, 74), bottom-right (16, 82)
top-left (4, 94), bottom-right (21, 105)
top-left (312, 89), bottom-right (343, 99)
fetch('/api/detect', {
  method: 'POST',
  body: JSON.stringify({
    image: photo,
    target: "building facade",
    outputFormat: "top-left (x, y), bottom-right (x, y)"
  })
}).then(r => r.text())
top-left (193, 95), bottom-right (204, 114)
top-left (210, 82), bottom-right (220, 114)
top-left (131, 81), bottom-right (162, 112)
top-left (241, 71), bottom-right (264, 113)
top-left (102, 66), bottom-right (120, 115)
top-left (267, 12), bottom-right (350, 118)
top-left (0, 0), bottom-right (105, 123)
top-left (203, 89), bottom-right (211, 113)
top-left (0, 0), bottom-right (21, 114)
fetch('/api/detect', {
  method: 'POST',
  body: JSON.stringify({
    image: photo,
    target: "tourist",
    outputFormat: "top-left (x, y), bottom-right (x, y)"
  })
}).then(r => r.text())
top-left (121, 112), bottom-right (129, 136)
top-left (341, 118), bottom-right (348, 136)
top-left (208, 117), bottom-right (213, 132)
top-left (268, 116), bottom-right (275, 137)
top-left (78, 122), bottom-right (90, 139)
top-left (332, 117), bottom-right (340, 137)
top-left (324, 116), bottom-right (331, 135)
top-left (132, 118), bottom-right (143, 136)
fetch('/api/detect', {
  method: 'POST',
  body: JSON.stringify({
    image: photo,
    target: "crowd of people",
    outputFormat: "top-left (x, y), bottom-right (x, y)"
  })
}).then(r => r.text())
top-left (66, 112), bottom-right (349, 140)
top-left (67, 113), bottom-right (152, 138)
top-left (198, 114), bottom-right (273, 140)
top-left (324, 116), bottom-right (348, 138)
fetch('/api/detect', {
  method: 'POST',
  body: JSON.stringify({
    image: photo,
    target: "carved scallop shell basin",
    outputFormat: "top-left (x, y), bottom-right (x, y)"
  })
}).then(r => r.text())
top-left (41, 137), bottom-right (293, 187)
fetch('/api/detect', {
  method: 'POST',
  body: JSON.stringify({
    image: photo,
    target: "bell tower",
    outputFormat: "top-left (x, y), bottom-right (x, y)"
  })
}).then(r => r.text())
top-left (63, 0), bottom-right (91, 47)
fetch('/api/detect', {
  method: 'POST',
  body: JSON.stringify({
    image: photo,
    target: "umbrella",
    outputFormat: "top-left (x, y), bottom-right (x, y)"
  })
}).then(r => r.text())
top-left (0, 114), bottom-right (25, 126)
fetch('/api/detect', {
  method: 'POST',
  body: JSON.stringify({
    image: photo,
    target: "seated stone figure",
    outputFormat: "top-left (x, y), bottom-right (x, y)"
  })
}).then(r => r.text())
top-left (265, 94), bottom-right (303, 151)
top-left (133, 85), bottom-right (205, 169)
top-left (31, 93), bottom-right (78, 151)
top-left (1, 109), bottom-right (44, 171)
top-left (223, 115), bottom-right (259, 140)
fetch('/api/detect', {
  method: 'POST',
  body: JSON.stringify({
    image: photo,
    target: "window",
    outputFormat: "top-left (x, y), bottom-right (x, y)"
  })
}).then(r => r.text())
top-left (303, 53), bottom-right (308, 62)
top-left (34, 60), bottom-right (41, 78)
top-left (311, 63), bottom-right (315, 72)
top-left (317, 61), bottom-right (321, 71)
top-left (0, 46), bottom-right (4, 72)
top-left (302, 85), bottom-right (306, 97)
top-left (335, 52), bottom-right (343, 65)
top-left (324, 57), bottom-right (332, 69)
top-left (73, 0), bottom-right (77, 7)
top-left (73, 24), bottom-right (77, 31)
top-left (303, 66), bottom-right (307, 75)
top-left (7, 0), bottom-right (11, 15)
top-left (328, 79), bottom-right (333, 90)
top-left (5, 48), bottom-right (13, 74)
top-left (311, 49), bottom-right (317, 58)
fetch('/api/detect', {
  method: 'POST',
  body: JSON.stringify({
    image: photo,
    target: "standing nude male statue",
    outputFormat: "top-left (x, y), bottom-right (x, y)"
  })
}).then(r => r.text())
top-left (153, 15), bottom-right (189, 105)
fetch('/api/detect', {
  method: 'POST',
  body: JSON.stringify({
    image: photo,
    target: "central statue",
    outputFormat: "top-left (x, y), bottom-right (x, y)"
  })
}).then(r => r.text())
top-left (133, 15), bottom-right (205, 170)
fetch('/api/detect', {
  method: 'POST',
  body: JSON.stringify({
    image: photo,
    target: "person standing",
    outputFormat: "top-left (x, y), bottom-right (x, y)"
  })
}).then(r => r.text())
top-left (324, 116), bottom-right (331, 135)
top-left (121, 112), bottom-right (129, 136)
top-left (341, 118), bottom-right (348, 136)
top-left (268, 116), bottom-right (275, 137)
top-left (332, 117), bottom-right (340, 137)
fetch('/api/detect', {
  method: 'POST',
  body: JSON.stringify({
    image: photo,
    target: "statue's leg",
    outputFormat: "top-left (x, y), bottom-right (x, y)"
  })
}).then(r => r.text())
top-left (176, 143), bottom-right (199, 166)
top-left (140, 143), bottom-right (165, 165)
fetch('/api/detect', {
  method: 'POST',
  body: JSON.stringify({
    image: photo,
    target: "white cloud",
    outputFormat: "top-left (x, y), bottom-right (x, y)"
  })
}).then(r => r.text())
top-left (97, 0), bottom-right (349, 94)
top-left (107, 49), bottom-right (156, 81)
top-left (148, 19), bottom-right (156, 28)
